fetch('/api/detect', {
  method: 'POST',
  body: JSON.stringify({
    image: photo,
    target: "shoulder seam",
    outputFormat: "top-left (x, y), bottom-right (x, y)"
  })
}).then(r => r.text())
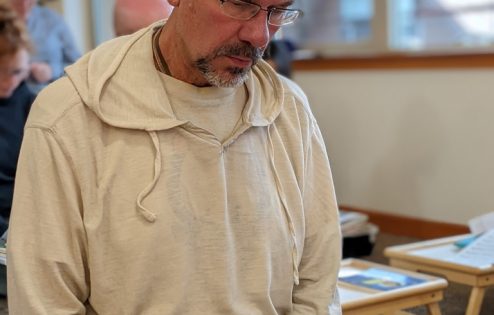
top-left (25, 93), bottom-right (83, 131)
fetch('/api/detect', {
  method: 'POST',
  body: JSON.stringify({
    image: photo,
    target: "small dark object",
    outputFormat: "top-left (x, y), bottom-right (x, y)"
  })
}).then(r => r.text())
top-left (343, 234), bottom-right (375, 258)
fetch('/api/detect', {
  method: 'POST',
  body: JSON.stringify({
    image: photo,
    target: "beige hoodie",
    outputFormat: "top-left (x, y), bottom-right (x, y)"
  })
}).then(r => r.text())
top-left (7, 23), bottom-right (341, 315)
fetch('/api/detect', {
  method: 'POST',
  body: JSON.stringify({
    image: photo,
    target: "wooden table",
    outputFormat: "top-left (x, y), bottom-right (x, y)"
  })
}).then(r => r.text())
top-left (385, 234), bottom-right (494, 315)
top-left (339, 258), bottom-right (447, 315)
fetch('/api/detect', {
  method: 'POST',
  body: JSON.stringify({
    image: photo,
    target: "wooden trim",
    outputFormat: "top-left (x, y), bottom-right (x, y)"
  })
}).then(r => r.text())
top-left (293, 53), bottom-right (494, 71)
top-left (339, 205), bottom-right (469, 239)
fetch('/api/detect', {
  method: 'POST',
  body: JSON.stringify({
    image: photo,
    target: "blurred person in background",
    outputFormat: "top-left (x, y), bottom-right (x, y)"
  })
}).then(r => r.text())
top-left (0, 0), bottom-right (35, 296)
top-left (0, 0), bottom-right (34, 238)
top-left (9, 0), bottom-right (80, 92)
top-left (114, 0), bottom-right (174, 36)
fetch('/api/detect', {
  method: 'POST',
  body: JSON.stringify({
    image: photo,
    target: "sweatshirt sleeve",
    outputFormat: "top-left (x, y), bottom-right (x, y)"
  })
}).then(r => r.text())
top-left (290, 121), bottom-right (342, 315)
top-left (7, 126), bottom-right (89, 314)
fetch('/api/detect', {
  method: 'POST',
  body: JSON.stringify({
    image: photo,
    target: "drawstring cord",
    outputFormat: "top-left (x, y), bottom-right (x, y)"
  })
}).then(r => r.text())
top-left (136, 131), bottom-right (162, 222)
top-left (134, 128), bottom-right (300, 285)
top-left (267, 125), bottom-right (300, 285)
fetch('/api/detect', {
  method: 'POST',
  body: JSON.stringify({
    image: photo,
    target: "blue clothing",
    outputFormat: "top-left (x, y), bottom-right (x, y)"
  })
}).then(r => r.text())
top-left (27, 5), bottom-right (81, 92)
top-left (0, 82), bottom-right (35, 235)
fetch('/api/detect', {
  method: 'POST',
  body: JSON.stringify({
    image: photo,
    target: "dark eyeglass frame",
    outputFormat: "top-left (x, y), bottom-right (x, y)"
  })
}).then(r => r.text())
top-left (219, 0), bottom-right (302, 26)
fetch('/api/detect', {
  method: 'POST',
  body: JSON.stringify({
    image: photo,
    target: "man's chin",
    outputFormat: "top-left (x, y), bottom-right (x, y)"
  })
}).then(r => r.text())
top-left (205, 70), bottom-right (250, 88)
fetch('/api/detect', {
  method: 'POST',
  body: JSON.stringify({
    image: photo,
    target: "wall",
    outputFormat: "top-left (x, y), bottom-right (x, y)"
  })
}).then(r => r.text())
top-left (43, 0), bottom-right (94, 52)
top-left (293, 69), bottom-right (494, 225)
top-left (90, 0), bottom-right (115, 45)
top-left (56, 0), bottom-right (126, 51)
top-left (62, 0), bottom-right (93, 52)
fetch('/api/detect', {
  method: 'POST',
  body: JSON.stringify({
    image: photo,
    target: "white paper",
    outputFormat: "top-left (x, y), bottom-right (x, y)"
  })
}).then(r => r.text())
top-left (446, 230), bottom-right (494, 269)
top-left (469, 212), bottom-right (494, 234)
top-left (339, 211), bottom-right (372, 237)
top-left (340, 211), bottom-right (368, 225)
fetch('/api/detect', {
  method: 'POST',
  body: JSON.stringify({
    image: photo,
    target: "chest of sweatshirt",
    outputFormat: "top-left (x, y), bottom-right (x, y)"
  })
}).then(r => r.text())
top-left (37, 99), bottom-right (316, 302)
top-left (33, 99), bottom-right (315, 313)
top-left (72, 109), bottom-right (309, 248)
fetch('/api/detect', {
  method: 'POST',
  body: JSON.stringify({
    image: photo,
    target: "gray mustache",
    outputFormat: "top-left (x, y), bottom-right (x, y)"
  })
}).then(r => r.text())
top-left (216, 43), bottom-right (264, 62)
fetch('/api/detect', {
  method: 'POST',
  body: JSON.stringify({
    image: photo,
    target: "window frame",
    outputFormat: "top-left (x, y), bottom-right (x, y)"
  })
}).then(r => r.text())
top-left (291, 0), bottom-right (494, 69)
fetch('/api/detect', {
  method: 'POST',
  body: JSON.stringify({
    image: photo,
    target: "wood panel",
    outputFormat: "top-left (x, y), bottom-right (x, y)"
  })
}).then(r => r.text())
top-left (293, 53), bottom-right (494, 71)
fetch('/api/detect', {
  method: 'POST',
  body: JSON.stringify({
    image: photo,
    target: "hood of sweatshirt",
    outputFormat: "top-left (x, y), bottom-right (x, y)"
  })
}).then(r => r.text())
top-left (64, 22), bottom-right (285, 132)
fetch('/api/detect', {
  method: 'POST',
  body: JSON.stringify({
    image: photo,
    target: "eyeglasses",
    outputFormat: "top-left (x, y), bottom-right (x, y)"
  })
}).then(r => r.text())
top-left (219, 0), bottom-right (302, 26)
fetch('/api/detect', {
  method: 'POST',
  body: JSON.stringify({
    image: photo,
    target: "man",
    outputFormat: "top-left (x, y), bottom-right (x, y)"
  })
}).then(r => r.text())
top-left (114, 0), bottom-right (174, 36)
top-left (8, 0), bottom-right (342, 314)
top-left (10, 0), bottom-right (80, 92)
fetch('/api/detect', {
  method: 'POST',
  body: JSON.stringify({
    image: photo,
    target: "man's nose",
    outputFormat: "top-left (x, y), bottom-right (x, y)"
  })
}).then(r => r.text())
top-left (238, 11), bottom-right (274, 49)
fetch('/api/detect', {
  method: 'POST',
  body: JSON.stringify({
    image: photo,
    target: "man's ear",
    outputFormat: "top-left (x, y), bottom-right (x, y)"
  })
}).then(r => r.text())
top-left (168, 0), bottom-right (179, 7)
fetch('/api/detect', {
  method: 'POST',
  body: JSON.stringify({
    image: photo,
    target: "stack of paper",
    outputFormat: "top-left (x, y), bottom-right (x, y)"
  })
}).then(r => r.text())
top-left (0, 242), bottom-right (5, 266)
top-left (340, 210), bottom-right (376, 237)
top-left (0, 230), bottom-right (6, 265)
top-left (469, 212), bottom-right (494, 234)
top-left (446, 229), bottom-right (494, 269)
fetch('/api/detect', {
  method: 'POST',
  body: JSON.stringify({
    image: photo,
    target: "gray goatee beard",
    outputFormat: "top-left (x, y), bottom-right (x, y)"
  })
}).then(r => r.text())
top-left (195, 43), bottom-right (264, 88)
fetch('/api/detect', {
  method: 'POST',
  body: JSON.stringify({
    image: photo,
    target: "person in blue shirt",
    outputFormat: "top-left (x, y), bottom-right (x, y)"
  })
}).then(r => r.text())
top-left (0, 0), bottom-right (35, 237)
top-left (10, 0), bottom-right (80, 92)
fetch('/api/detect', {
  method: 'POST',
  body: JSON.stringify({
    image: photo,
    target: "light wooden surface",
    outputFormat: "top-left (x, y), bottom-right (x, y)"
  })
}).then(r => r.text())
top-left (339, 259), bottom-right (447, 315)
top-left (385, 235), bottom-right (494, 315)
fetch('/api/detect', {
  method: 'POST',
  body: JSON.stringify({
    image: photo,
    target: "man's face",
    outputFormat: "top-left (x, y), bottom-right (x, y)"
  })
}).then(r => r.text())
top-left (10, 0), bottom-right (37, 20)
top-left (0, 49), bottom-right (29, 98)
top-left (169, 0), bottom-right (292, 87)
